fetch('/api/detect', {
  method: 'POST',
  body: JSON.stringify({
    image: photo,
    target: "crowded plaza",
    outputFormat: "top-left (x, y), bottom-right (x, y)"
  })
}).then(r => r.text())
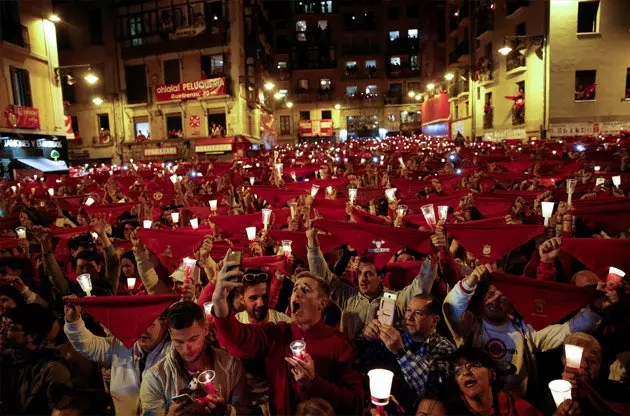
top-left (2, 133), bottom-right (630, 415)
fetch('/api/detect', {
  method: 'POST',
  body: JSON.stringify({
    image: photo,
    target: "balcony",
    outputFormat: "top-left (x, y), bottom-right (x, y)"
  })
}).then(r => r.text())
top-left (1, 22), bottom-right (30, 51)
top-left (386, 63), bottom-right (420, 79)
top-left (342, 66), bottom-right (380, 79)
top-left (384, 92), bottom-right (402, 105)
top-left (506, 0), bottom-right (529, 18)
top-left (476, 56), bottom-right (495, 85)
top-left (506, 52), bottom-right (526, 73)
top-left (512, 106), bottom-right (525, 126)
top-left (342, 44), bottom-right (381, 56)
top-left (448, 81), bottom-right (469, 99)
top-left (387, 38), bottom-right (419, 54)
top-left (344, 94), bottom-right (383, 107)
top-left (448, 39), bottom-right (470, 65)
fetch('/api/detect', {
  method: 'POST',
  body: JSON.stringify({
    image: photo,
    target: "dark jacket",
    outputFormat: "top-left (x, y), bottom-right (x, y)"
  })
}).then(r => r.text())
top-left (0, 347), bottom-right (72, 415)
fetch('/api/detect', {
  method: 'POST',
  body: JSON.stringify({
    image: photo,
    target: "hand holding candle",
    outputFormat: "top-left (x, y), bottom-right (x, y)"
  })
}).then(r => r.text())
top-left (289, 339), bottom-right (306, 360)
top-left (197, 370), bottom-right (216, 395)
top-left (368, 369), bottom-right (394, 407)
top-left (77, 273), bottom-right (93, 297)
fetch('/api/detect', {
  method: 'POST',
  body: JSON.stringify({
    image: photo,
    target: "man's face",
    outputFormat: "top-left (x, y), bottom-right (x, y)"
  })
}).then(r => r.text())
top-left (0, 295), bottom-right (17, 316)
top-left (357, 262), bottom-right (382, 297)
top-left (240, 283), bottom-right (270, 322)
top-left (121, 258), bottom-right (136, 278)
top-left (290, 277), bottom-right (325, 326)
top-left (123, 225), bottom-right (135, 240)
top-left (5, 320), bottom-right (27, 349)
top-left (138, 318), bottom-right (167, 352)
top-left (75, 259), bottom-right (100, 277)
top-left (482, 284), bottom-right (510, 323)
top-left (404, 298), bottom-right (438, 339)
top-left (170, 321), bottom-right (207, 363)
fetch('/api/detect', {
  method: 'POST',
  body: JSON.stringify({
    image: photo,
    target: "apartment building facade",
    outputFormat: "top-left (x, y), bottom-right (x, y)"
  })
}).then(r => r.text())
top-left (55, 0), bottom-right (274, 163)
top-left (0, 0), bottom-right (69, 175)
top-left (445, 0), bottom-right (630, 141)
top-left (268, 0), bottom-right (446, 143)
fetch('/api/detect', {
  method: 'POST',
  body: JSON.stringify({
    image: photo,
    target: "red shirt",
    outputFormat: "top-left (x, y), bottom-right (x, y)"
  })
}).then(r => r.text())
top-left (214, 314), bottom-right (364, 415)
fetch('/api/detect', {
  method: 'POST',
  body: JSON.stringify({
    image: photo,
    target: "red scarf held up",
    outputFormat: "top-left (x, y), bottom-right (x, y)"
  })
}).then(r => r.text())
top-left (66, 294), bottom-right (179, 348)
top-left (489, 272), bottom-right (597, 330)
top-left (136, 228), bottom-right (206, 262)
top-left (447, 223), bottom-right (544, 263)
top-left (269, 230), bottom-right (344, 264)
top-left (561, 238), bottom-right (630, 277)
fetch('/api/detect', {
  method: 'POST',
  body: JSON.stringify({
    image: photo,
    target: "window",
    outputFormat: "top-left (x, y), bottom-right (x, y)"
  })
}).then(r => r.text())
top-left (297, 79), bottom-right (309, 90)
top-left (10, 67), bottom-right (32, 107)
top-left (280, 116), bottom-right (291, 135)
top-left (98, 113), bottom-right (110, 131)
top-left (388, 113), bottom-right (396, 121)
top-left (577, 1), bottom-right (599, 33)
top-left (297, 33), bottom-right (306, 41)
top-left (365, 60), bottom-right (376, 68)
top-left (129, 15), bottom-right (144, 46)
top-left (410, 55), bottom-right (419, 70)
top-left (455, 105), bottom-right (459, 120)
top-left (88, 9), bottom-right (103, 44)
top-left (346, 61), bottom-right (357, 68)
top-left (278, 89), bottom-right (288, 97)
top-left (163, 59), bottom-right (180, 84)
top-left (318, 20), bottom-right (328, 30)
top-left (389, 83), bottom-right (402, 95)
top-left (408, 29), bottom-right (419, 39)
top-left (388, 7), bottom-right (400, 20)
top-left (319, 78), bottom-right (331, 90)
top-left (390, 56), bottom-right (401, 65)
top-left (389, 31), bottom-right (400, 41)
top-left (277, 61), bottom-right (288, 69)
top-left (134, 116), bottom-right (150, 138)
top-left (517, 80), bottom-right (525, 95)
top-left (625, 69), bottom-right (630, 100)
top-left (207, 112), bottom-right (226, 135)
top-left (296, 20), bottom-right (307, 32)
top-left (166, 113), bottom-right (183, 138)
top-left (71, 116), bottom-right (80, 137)
top-left (61, 81), bottom-right (76, 104)
top-left (485, 92), bottom-right (493, 106)
top-left (322, 110), bottom-right (332, 119)
top-left (125, 64), bottom-right (147, 104)
top-left (407, 5), bottom-right (419, 18)
top-left (575, 70), bottom-right (597, 100)
top-left (299, 111), bottom-right (310, 121)
top-left (516, 22), bottom-right (526, 36)
top-left (465, 100), bottom-right (470, 117)
top-left (201, 54), bottom-right (224, 77)
top-left (346, 86), bottom-right (358, 96)
top-left (366, 85), bottom-right (377, 95)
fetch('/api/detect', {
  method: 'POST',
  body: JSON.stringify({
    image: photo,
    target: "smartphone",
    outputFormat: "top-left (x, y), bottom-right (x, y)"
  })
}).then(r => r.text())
top-left (226, 250), bottom-right (243, 275)
top-left (171, 394), bottom-right (194, 407)
top-left (377, 292), bottom-right (397, 326)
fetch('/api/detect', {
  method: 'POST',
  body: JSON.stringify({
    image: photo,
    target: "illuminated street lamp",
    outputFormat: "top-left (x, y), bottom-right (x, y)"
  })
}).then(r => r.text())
top-left (49, 14), bottom-right (61, 22)
top-left (264, 81), bottom-right (275, 90)
top-left (92, 97), bottom-right (103, 105)
top-left (273, 92), bottom-right (283, 100)
top-left (84, 71), bottom-right (99, 84)
top-left (334, 103), bottom-right (341, 110)
top-left (407, 90), bottom-right (416, 98)
top-left (426, 83), bottom-right (435, 91)
top-left (444, 73), bottom-right (455, 81)
top-left (286, 101), bottom-right (294, 108)
top-left (498, 43), bottom-right (513, 56)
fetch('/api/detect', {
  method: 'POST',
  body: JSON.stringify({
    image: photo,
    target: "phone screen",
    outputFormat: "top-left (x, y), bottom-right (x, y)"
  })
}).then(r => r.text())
top-left (377, 293), bottom-right (397, 326)
top-left (226, 250), bottom-right (243, 274)
top-left (171, 394), bottom-right (194, 406)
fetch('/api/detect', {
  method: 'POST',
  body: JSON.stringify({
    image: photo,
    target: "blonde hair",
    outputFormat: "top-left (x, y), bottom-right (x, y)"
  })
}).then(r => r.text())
top-left (564, 332), bottom-right (601, 360)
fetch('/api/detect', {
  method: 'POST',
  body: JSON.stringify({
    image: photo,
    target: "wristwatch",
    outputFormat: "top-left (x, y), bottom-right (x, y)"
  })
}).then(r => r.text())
top-left (396, 348), bottom-right (407, 359)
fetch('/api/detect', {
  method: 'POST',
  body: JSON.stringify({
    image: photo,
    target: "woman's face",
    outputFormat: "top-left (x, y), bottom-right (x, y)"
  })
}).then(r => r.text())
top-left (121, 258), bottom-right (136, 277)
top-left (19, 212), bottom-right (32, 228)
top-left (454, 359), bottom-right (493, 398)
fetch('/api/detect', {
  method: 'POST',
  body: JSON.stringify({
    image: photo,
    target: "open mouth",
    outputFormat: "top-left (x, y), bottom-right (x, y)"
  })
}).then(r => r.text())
top-left (463, 379), bottom-right (477, 388)
top-left (292, 302), bottom-right (301, 314)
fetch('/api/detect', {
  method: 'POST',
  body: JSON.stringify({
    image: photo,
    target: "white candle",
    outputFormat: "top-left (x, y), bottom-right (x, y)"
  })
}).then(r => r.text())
top-left (77, 273), bottom-right (93, 296)
top-left (348, 188), bottom-right (358, 204)
top-left (541, 201), bottom-right (555, 226)
top-left (209, 200), bottom-right (217, 211)
top-left (385, 188), bottom-right (397, 202)
top-left (564, 344), bottom-right (584, 369)
top-left (396, 205), bottom-right (408, 218)
top-left (143, 220), bottom-right (152, 229)
top-left (47, 188), bottom-right (54, 196)
top-left (421, 204), bottom-right (437, 229)
top-left (190, 218), bottom-right (199, 229)
top-left (326, 186), bottom-right (334, 196)
top-left (15, 227), bottom-right (27, 239)
top-left (262, 208), bottom-right (272, 229)
top-left (368, 369), bottom-right (394, 407)
top-left (594, 166), bottom-right (601, 172)
top-left (171, 212), bottom-right (179, 223)
top-left (282, 240), bottom-right (293, 256)
top-left (612, 176), bottom-right (621, 187)
top-left (249, 177), bottom-right (255, 186)
top-left (438, 205), bottom-right (449, 221)
top-left (170, 174), bottom-right (178, 184)
top-left (85, 197), bottom-right (95, 206)
top-left (245, 226), bottom-right (257, 241)
top-left (127, 277), bottom-right (137, 290)
top-left (310, 185), bottom-right (320, 198)
top-left (548, 379), bottom-right (572, 408)
top-left (203, 302), bottom-right (213, 316)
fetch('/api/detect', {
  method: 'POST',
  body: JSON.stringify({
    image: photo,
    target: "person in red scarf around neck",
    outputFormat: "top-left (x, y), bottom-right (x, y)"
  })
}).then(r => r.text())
top-left (211, 253), bottom-right (364, 415)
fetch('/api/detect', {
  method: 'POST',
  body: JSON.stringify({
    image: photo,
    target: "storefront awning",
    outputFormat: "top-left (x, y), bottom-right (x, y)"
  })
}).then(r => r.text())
top-left (16, 158), bottom-right (69, 173)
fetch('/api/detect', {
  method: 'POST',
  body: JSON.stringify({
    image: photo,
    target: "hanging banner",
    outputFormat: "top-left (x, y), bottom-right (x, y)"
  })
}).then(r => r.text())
top-left (154, 78), bottom-right (225, 102)
top-left (421, 92), bottom-right (450, 126)
top-left (299, 119), bottom-right (334, 137)
top-left (4, 105), bottom-right (40, 129)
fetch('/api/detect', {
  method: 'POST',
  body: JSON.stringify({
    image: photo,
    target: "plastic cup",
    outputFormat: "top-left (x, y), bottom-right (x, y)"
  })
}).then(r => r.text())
top-left (290, 339), bottom-right (306, 360)
top-left (564, 344), bottom-right (584, 369)
top-left (197, 370), bottom-right (216, 395)
top-left (15, 227), bottom-right (27, 239)
top-left (246, 226), bottom-right (257, 241)
top-left (368, 369), bottom-right (394, 406)
top-left (77, 273), bottom-right (92, 296)
top-left (548, 379), bottom-right (572, 408)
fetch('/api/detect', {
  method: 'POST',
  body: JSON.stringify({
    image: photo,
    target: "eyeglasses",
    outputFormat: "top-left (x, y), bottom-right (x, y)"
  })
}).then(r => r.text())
top-left (242, 272), bottom-right (269, 285)
top-left (454, 361), bottom-right (484, 376)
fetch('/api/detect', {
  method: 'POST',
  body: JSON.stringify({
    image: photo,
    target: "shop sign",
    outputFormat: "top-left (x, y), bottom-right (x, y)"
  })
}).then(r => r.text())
top-left (299, 119), bottom-right (334, 137)
top-left (169, 25), bottom-right (206, 40)
top-left (195, 144), bottom-right (232, 153)
top-left (4, 105), bottom-right (40, 129)
top-left (143, 146), bottom-right (178, 157)
top-left (155, 78), bottom-right (225, 102)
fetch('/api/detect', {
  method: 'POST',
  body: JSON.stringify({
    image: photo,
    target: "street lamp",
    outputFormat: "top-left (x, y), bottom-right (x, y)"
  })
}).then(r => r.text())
top-left (444, 73), bottom-right (455, 81)
top-left (264, 81), bottom-right (275, 90)
top-left (426, 83), bottom-right (435, 91)
top-left (92, 97), bottom-right (103, 105)
top-left (334, 103), bottom-right (341, 110)
top-left (84, 71), bottom-right (99, 84)
top-left (498, 43), bottom-right (513, 56)
top-left (49, 14), bottom-right (61, 22)
top-left (286, 101), bottom-right (294, 108)
top-left (415, 95), bottom-right (422, 101)
top-left (273, 92), bottom-right (283, 100)
top-left (408, 91), bottom-right (416, 98)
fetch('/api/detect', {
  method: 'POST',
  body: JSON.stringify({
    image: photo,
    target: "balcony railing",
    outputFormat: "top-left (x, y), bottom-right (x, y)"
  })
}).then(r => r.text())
top-left (506, 0), bottom-right (529, 16)
top-left (1, 22), bottom-right (30, 51)
top-left (386, 64), bottom-right (420, 79)
top-left (512, 106), bottom-right (525, 126)
top-left (344, 95), bottom-right (383, 107)
top-left (476, 56), bottom-right (495, 83)
top-left (387, 38), bottom-right (419, 54)
top-left (342, 66), bottom-right (380, 79)
top-left (384, 93), bottom-right (402, 105)
top-left (342, 44), bottom-right (381, 56)
top-left (506, 53), bottom-right (526, 72)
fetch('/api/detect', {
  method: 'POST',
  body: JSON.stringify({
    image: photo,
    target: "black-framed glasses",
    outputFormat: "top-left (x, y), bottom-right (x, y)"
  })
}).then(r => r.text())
top-left (454, 361), bottom-right (484, 376)
top-left (242, 272), bottom-right (269, 285)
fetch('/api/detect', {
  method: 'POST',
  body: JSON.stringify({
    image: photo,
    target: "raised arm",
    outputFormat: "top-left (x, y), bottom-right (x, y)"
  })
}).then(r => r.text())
top-left (63, 302), bottom-right (114, 366)
top-left (39, 232), bottom-right (71, 296)
top-left (396, 256), bottom-right (437, 315)
top-left (132, 231), bottom-right (171, 295)
top-left (93, 218), bottom-right (121, 293)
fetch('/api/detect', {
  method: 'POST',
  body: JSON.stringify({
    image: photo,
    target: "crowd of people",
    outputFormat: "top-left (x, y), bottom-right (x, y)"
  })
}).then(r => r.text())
top-left (1, 133), bottom-right (630, 416)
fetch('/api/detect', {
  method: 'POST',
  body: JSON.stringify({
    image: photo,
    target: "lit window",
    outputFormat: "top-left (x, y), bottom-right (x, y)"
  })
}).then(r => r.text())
top-left (365, 60), bottom-right (376, 68)
top-left (389, 31), bottom-right (399, 41)
top-left (389, 56), bottom-right (401, 65)
top-left (297, 33), bottom-right (306, 41)
top-left (298, 79), bottom-right (309, 89)
top-left (408, 29), bottom-right (418, 38)
top-left (278, 89), bottom-right (288, 96)
top-left (388, 114), bottom-right (396, 121)
top-left (320, 79), bottom-right (331, 89)
top-left (346, 86), bottom-right (358, 96)
top-left (318, 20), bottom-right (328, 30)
top-left (277, 61), bottom-right (288, 69)
top-left (296, 20), bottom-right (307, 32)
top-left (346, 61), bottom-right (357, 68)
top-left (366, 85), bottom-right (377, 95)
